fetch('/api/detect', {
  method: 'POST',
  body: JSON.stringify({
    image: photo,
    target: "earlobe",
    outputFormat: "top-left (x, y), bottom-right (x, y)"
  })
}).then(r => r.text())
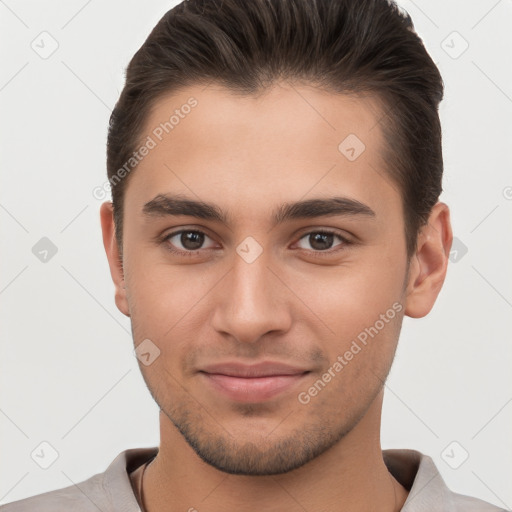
top-left (404, 202), bottom-right (453, 318)
top-left (99, 201), bottom-right (130, 317)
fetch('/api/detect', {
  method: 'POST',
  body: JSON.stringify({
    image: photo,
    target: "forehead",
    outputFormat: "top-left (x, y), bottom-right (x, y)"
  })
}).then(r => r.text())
top-left (124, 82), bottom-right (400, 224)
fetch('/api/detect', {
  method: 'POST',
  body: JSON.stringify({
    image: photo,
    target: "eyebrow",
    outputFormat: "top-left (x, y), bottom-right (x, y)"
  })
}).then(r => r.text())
top-left (142, 193), bottom-right (376, 226)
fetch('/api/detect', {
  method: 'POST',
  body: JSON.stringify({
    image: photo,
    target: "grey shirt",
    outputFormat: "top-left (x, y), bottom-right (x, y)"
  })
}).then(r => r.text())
top-left (0, 447), bottom-right (506, 511)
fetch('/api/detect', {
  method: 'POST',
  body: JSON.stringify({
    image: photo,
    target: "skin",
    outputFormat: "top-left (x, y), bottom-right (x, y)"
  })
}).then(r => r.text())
top-left (100, 82), bottom-right (452, 512)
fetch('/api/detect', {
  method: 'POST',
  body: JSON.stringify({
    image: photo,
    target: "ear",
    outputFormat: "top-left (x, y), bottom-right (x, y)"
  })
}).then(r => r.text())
top-left (99, 201), bottom-right (130, 317)
top-left (404, 202), bottom-right (453, 318)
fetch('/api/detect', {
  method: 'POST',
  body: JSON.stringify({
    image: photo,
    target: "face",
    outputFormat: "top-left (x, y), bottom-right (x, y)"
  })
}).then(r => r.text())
top-left (104, 82), bottom-right (415, 475)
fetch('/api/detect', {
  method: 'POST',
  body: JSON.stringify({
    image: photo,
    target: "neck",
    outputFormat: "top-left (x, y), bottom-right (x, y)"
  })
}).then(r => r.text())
top-left (142, 390), bottom-right (409, 512)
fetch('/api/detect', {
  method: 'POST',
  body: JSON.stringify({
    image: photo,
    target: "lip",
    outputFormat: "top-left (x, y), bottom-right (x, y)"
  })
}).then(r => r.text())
top-left (199, 361), bottom-right (310, 402)
top-left (200, 361), bottom-right (310, 377)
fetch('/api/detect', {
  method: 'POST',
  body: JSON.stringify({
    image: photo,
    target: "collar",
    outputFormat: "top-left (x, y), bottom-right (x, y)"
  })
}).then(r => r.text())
top-left (101, 446), bottom-right (495, 512)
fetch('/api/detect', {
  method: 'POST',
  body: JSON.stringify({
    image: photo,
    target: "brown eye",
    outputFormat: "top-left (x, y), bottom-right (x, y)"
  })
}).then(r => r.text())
top-left (296, 230), bottom-right (347, 252)
top-left (179, 231), bottom-right (204, 250)
top-left (163, 230), bottom-right (217, 254)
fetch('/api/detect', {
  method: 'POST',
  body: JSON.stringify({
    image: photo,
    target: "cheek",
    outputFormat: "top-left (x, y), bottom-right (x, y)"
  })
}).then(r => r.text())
top-left (298, 307), bottom-right (402, 408)
top-left (126, 265), bottom-right (199, 340)
top-left (297, 260), bottom-right (405, 332)
top-left (290, 255), bottom-right (406, 383)
top-left (296, 317), bottom-right (400, 424)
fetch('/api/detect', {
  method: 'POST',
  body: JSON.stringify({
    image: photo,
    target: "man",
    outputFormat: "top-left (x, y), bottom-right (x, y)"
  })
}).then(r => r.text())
top-left (1, 0), bottom-right (505, 510)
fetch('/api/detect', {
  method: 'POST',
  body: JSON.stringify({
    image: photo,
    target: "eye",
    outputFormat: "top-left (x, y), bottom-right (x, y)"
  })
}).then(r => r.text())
top-left (160, 228), bottom-right (352, 258)
top-left (162, 229), bottom-right (217, 255)
top-left (295, 230), bottom-right (350, 252)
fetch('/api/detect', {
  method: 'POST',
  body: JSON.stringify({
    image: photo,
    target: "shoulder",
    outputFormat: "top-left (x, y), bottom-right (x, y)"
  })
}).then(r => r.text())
top-left (0, 474), bottom-right (105, 512)
top-left (0, 447), bottom-right (158, 512)
top-left (383, 448), bottom-right (508, 512)
top-left (448, 490), bottom-right (508, 512)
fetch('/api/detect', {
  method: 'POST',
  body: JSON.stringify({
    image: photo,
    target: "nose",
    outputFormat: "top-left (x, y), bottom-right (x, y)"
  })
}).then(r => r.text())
top-left (210, 248), bottom-right (292, 344)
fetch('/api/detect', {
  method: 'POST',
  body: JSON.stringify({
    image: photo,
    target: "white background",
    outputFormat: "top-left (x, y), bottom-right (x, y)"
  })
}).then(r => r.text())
top-left (1, 0), bottom-right (511, 508)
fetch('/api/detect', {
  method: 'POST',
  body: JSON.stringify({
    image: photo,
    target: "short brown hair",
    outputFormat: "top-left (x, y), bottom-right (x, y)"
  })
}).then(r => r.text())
top-left (107, 0), bottom-right (444, 258)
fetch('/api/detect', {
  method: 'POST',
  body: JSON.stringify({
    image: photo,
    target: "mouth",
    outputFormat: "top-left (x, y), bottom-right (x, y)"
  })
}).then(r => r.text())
top-left (198, 361), bottom-right (311, 402)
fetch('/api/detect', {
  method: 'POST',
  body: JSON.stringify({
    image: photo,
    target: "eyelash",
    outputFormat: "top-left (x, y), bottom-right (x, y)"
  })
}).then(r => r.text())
top-left (160, 229), bottom-right (353, 258)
